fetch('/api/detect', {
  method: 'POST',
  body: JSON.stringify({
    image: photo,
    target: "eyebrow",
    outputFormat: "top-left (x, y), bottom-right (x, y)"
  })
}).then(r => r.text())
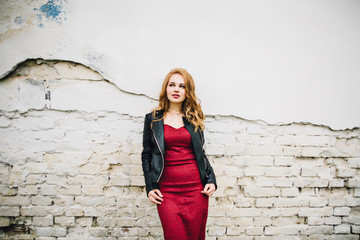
top-left (169, 81), bottom-right (185, 85)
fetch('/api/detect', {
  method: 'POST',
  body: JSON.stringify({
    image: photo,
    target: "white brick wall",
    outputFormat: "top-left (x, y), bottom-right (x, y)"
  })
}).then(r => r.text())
top-left (0, 60), bottom-right (359, 239)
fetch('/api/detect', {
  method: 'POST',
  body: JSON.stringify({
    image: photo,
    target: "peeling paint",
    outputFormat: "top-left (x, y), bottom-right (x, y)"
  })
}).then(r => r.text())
top-left (14, 16), bottom-right (24, 25)
top-left (2, 58), bottom-right (359, 132)
top-left (33, 0), bottom-right (67, 26)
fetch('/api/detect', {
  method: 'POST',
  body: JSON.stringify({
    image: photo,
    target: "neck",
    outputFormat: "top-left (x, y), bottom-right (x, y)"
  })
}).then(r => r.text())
top-left (167, 103), bottom-right (183, 114)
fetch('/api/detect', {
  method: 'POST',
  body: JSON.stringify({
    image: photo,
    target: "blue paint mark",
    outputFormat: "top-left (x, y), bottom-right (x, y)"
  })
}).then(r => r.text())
top-left (34, 0), bottom-right (67, 26)
top-left (14, 16), bottom-right (24, 25)
top-left (40, 0), bottom-right (62, 19)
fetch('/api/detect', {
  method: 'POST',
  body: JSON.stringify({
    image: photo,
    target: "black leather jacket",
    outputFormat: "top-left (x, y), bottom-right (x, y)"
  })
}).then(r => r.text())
top-left (141, 110), bottom-right (217, 195)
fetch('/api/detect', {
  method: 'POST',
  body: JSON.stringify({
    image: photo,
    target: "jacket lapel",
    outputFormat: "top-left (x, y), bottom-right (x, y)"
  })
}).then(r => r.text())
top-left (183, 117), bottom-right (202, 162)
top-left (152, 113), bottom-right (165, 155)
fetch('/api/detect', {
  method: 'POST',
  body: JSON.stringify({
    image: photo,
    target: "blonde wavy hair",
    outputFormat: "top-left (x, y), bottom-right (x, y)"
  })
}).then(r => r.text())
top-left (152, 68), bottom-right (205, 131)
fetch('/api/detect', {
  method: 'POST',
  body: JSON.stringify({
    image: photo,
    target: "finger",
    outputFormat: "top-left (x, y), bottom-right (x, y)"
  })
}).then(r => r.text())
top-left (149, 196), bottom-right (161, 204)
top-left (151, 193), bottom-right (163, 202)
top-left (203, 185), bottom-right (212, 193)
top-left (154, 189), bottom-right (163, 198)
top-left (149, 191), bottom-right (163, 202)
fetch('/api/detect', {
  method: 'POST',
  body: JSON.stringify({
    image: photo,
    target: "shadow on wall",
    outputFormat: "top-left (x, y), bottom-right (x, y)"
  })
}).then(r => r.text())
top-left (0, 59), bottom-right (359, 239)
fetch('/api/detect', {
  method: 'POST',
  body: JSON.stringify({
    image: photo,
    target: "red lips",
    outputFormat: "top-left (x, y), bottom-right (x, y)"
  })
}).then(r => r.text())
top-left (172, 94), bottom-right (180, 97)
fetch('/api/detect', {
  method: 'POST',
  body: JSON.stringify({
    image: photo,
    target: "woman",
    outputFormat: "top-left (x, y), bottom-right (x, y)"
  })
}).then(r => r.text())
top-left (141, 68), bottom-right (217, 240)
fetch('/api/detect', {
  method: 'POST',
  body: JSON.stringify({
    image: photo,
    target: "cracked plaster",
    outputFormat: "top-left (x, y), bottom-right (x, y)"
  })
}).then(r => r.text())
top-left (1, 1), bottom-right (360, 129)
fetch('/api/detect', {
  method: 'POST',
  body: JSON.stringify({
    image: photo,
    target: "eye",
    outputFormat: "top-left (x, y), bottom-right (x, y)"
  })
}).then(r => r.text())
top-left (180, 85), bottom-right (185, 89)
top-left (169, 83), bottom-right (175, 87)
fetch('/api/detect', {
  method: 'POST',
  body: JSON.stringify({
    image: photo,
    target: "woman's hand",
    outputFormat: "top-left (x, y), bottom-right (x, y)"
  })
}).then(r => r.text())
top-left (201, 183), bottom-right (216, 196)
top-left (148, 189), bottom-right (163, 204)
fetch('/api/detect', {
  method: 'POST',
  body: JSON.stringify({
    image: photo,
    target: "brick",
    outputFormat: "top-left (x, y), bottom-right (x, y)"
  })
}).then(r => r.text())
top-left (346, 197), bottom-right (360, 207)
top-left (216, 176), bottom-right (237, 186)
top-left (34, 227), bottom-right (67, 237)
top-left (334, 224), bottom-right (350, 234)
top-left (329, 197), bottom-right (346, 206)
top-left (109, 177), bottom-right (131, 186)
top-left (293, 178), bottom-right (328, 187)
top-left (276, 135), bottom-right (330, 146)
top-left (342, 216), bottom-right (360, 225)
top-left (274, 156), bottom-right (294, 166)
top-left (33, 216), bottom-right (54, 227)
top-left (31, 196), bottom-right (53, 206)
top-left (278, 225), bottom-right (302, 235)
top-left (207, 226), bottom-right (226, 236)
top-left (281, 188), bottom-right (299, 197)
top-left (82, 185), bottom-right (104, 195)
top-left (280, 208), bottom-right (299, 216)
top-left (298, 207), bottom-right (333, 217)
top-left (54, 216), bottom-right (75, 227)
top-left (329, 179), bottom-right (344, 187)
top-left (245, 145), bottom-right (283, 156)
top-left (301, 226), bottom-right (333, 235)
top-left (0, 217), bottom-right (10, 227)
top-left (59, 185), bottom-right (82, 195)
top-left (274, 178), bottom-right (292, 187)
top-left (308, 217), bottom-right (325, 225)
top-left (346, 179), bottom-right (360, 188)
top-left (244, 167), bottom-right (264, 176)
top-left (255, 198), bottom-right (274, 207)
top-left (334, 207), bottom-right (351, 216)
top-left (263, 167), bottom-right (294, 177)
top-left (255, 177), bottom-right (274, 187)
top-left (309, 197), bottom-right (328, 207)
top-left (213, 217), bottom-right (232, 226)
top-left (79, 164), bottom-right (103, 174)
top-left (89, 227), bottom-right (109, 237)
top-left (328, 236), bottom-right (360, 240)
top-left (1, 196), bottom-right (31, 206)
top-left (274, 198), bottom-right (309, 207)
top-left (324, 216), bottom-right (342, 225)
top-left (226, 226), bottom-right (242, 235)
top-left (351, 225), bottom-right (360, 234)
top-left (253, 217), bottom-right (271, 227)
top-left (336, 167), bottom-right (356, 178)
top-left (40, 185), bottom-right (59, 196)
top-left (244, 186), bottom-right (280, 197)
top-left (21, 206), bottom-right (64, 217)
top-left (208, 207), bottom-right (226, 217)
top-left (97, 217), bottom-right (117, 227)
top-left (226, 208), bottom-right (261, 217)
top-left (45, 175), bottom-right (67, 185)
top-left (18, 185), bottom-right (38, 195)
top-left (246, 156), bottom-right (273, 166)
top-left (301, 168), bottom-right (318, 177)
top-left (0, 206), bottom-right (20, 216)
top-left (264, 226), bottom-right (277, 235)
top-left (0, 185), bottom-right (17, 195)
top-left (262, 208), bottom-right (281, 217)
top-left (245, 227), bottom-right (263, 236)
top-left (347, 157), bottom-right (360, 168)
top-left (354, 188), bottom-right (360, 197)
top-left (75, 217), bottom-right (93, 227)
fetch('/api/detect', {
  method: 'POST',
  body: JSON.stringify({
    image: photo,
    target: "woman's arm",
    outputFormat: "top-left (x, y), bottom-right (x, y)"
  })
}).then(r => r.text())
top-left (200, 130), bottom-right (217, 189)
top-left (141, 114), bottom-right (155, 195)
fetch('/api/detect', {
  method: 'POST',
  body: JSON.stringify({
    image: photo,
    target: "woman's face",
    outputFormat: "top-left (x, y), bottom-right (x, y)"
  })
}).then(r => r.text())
top-left (166, 73), bottom-right (186, 104)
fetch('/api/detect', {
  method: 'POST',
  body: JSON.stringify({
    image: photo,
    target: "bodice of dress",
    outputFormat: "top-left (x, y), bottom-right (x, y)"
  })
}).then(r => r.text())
top-left (164, 124), bottom-right (196, 165)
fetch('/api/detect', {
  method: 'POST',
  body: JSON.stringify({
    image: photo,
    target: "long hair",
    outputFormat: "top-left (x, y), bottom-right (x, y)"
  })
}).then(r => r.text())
top-left (152, 68), bottom-right (205, 131)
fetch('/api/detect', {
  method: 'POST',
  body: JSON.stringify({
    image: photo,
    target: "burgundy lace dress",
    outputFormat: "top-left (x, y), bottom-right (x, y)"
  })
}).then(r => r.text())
top-left (157, 124), bottom-right (209, 240)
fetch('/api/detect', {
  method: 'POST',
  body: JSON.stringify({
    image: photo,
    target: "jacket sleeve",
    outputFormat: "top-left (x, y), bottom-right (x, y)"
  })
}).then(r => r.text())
top-left (201, 130), bottom-right (217, 189)
top-left (141, 114), bottom-right (155, 195)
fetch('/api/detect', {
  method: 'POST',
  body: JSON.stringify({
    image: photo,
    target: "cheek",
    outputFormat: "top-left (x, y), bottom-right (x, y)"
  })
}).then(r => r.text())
top-left (166, 86), bottom-right (171, 95)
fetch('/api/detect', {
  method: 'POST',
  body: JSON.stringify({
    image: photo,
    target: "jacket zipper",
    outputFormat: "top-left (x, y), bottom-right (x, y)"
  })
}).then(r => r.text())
top-left (151, 125), bottom-right (164, 182)
top-left (200, 131), bottom-right (209, 177)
